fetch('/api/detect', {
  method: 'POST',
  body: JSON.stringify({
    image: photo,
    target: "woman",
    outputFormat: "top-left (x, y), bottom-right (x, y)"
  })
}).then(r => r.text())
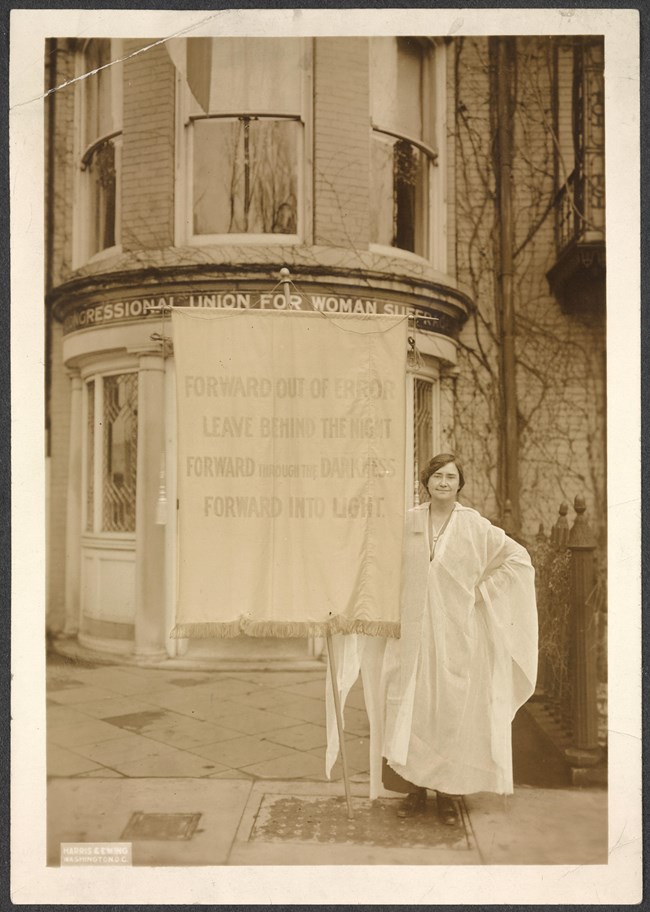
top-left (326, 454), bottom-right (538, 826)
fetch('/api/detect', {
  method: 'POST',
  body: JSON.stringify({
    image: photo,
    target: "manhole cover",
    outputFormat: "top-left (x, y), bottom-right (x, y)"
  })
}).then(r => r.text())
top-left (121, 812), bottom-right (202, 841)
top-left (250, 795), bottom-right (469, 850)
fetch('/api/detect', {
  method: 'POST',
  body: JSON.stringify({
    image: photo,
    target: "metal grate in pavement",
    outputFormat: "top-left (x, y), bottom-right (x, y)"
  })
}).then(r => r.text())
top-left (121, 812), bottom-right (202, 841)
top-left (250, 795), bottom-right (470, 849)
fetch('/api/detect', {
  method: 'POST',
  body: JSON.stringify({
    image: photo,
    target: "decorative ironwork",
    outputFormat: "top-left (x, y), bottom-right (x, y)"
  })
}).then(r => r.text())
top-left (548, 39), bottom-right (605, 316)
top-left (371, 132), bottom-right (432, 257)
top-left (555, 40), bottom-right (605, 255)
top-left (102, 373), bottom-right (138, 533)
top-left (413, 378), bottom-right (433, 503)
top-left (530, 499), bottom-right (607, 754)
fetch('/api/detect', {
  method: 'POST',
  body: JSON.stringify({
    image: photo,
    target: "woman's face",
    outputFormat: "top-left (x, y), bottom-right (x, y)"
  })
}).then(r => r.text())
top-left (426, 462), bottom-right (460, 503)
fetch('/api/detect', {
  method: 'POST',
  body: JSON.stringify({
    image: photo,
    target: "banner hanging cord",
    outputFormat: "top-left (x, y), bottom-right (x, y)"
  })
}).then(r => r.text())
top-left (152, 307), bottom-right (170, 525)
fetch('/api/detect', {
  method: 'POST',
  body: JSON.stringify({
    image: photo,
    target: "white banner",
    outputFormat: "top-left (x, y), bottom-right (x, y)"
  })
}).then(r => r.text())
top-left (171, 309), bottom-right (407, 638)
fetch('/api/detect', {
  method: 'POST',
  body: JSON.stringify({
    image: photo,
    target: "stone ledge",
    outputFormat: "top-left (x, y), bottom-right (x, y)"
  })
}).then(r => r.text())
top-left (49, 635), bottom-right (326, 673)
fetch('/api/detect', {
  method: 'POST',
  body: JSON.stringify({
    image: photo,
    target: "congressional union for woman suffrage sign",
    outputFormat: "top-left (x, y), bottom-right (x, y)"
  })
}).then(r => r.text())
top-left (171, 308), bottom-right (407, 640)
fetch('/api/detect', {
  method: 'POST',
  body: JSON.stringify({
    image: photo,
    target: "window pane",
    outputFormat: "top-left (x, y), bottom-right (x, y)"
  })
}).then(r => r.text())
top-left (102, 374), bottom-right (138, 533)
top-left (86, 380), bottom-right (95, 532)
top-left (370, 134), bottom-right (429, 255)
top-left (414, 378), bottom-right (433, 497)
top-left (193, 119), bottom-right (298, 235)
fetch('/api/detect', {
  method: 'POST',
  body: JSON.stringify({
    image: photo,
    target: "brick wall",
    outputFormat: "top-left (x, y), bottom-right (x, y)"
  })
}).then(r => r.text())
top-left (48, 41), bottom-right (76, 287)
top-left (121, 40), bottom-right (176, 250)
top-left (451, 36), bottom-right (607, 543)
top-left (313, 38), bottom-right (370, 249)
top-left (445, 41), bottom-right (457, 277)
top-left (450, 37), bottom-right (502, 519)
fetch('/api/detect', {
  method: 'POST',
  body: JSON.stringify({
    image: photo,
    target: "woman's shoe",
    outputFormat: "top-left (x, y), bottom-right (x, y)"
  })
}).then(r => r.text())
top-left (396, 789), bottom-right (427, 818)
top-left (436, 792), bottom-right (460, 826)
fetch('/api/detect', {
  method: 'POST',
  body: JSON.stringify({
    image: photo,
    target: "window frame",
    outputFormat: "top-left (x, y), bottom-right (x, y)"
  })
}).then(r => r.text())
top-left (369, 36), bottom-right (443, 267)
top-left (176, 37), bottom-right (313, 248)
top-left (73, 38), bottom-right (123, 268)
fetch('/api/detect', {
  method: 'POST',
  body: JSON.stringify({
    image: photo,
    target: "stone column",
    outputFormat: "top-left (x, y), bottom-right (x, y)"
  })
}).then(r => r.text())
top-left (63, 370), bottom-right (82, 636)
top-left (133, 349), bottom-right (168, 661)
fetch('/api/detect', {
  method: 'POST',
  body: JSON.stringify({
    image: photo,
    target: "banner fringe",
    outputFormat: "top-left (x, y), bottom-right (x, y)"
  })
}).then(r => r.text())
top-left (170, 617), bottom-right (400, 640)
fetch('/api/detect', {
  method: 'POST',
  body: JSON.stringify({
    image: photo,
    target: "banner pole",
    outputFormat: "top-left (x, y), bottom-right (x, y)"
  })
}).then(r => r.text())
top-left (326, 633), bottom-right (355, 820)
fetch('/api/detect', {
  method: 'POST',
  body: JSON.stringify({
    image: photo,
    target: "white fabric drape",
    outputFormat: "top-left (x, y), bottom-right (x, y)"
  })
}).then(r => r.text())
top-left (326, 503), bottom-right (538, 797)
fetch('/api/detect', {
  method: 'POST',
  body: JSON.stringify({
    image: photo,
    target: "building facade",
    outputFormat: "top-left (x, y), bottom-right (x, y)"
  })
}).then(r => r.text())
top-left (45, 35), bottom-right (605, 665)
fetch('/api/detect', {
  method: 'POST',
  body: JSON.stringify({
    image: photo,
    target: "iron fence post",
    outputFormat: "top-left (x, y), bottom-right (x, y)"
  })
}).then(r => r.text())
top-left (565, 495), bottom-right (602, 768)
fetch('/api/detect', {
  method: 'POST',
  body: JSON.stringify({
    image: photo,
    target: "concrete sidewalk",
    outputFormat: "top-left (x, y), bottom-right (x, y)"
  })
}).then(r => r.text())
top-left (46, 651), bottom-right (608, 866)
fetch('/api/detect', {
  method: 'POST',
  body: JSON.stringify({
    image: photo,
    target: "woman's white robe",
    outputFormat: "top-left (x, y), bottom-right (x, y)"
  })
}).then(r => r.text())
top-left (326, 503), bottom-right (538, 797)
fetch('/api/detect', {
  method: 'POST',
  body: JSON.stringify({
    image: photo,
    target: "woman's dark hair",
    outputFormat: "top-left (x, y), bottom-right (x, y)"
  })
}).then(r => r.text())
top-left (420, 453), bottom-right (465, 492)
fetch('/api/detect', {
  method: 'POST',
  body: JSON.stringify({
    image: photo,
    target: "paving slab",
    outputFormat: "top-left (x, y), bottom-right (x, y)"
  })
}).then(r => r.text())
top-left (140, 690), bottom-right (242, 720)
top-left (77, 768), bottom-right (126, 778)
top-left (263, 696), bottom-right (328, 724)
top-left (228, 687), bottom-right (315, 711)
top-left (261, 671), bottom-right (331, 687)
top-left (175, 678), bottom-right (259, 699)
top-left (104, 710), bottom-right (242, 750)
top-left (47, 778), bottom-right (253, 866)
top-left (189, 734), bottom-right (301, 768)
top-left (240, 751), bottom-right (330, 780)
top-left (47, 705), bottom-right (98, 727)
top-left (47, 744), bottom-right (104, 778)
top-left (111, 749), bottom-right (230, 779)
top-left (71, 734), bottom-right (179, 768)
top-left (48, 685), bottom-right (120, 705)
top-left (464, 787), bottom-right (608, 864)
top-left (264, 722), bottom-right (328, 751)
top-left (48, 718), bottom-right (131, 748)
top-left (69, 696), bottom-right (164, 720)
top-left (222, 670), bottom-right (325, 687)
top-left (277, 678), bottom-right (328, 700)
top-left (214, 706), bottom-right (305, 735)
top-left (56, 668), bottom-right (154, 695)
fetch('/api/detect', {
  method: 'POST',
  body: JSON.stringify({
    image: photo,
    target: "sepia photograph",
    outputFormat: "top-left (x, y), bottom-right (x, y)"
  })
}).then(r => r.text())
top-left (10, 7), bottom-right (641, 906)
